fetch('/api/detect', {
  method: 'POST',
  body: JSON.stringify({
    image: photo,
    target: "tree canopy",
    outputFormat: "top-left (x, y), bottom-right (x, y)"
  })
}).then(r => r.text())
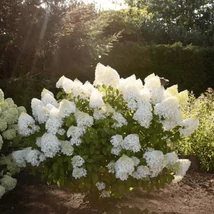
top-left (125, 0), bottom-right (214, 45)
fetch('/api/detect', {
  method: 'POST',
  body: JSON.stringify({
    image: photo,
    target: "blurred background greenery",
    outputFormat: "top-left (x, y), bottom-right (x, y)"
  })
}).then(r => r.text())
top-left (1, 0), bottom-right (214, 109)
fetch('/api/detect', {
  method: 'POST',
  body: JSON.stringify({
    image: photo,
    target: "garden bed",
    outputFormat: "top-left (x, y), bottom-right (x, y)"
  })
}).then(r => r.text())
top-left (0, 170), bottom-right (213, 214)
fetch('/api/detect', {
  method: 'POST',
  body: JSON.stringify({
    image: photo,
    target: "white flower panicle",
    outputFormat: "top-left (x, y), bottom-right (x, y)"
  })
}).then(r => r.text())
top-left (74, 79), bottom-right (86, 98)
top-left (111, 146), bottom-right (122, 156)
top-left (40, 133), bottom-right (60, 158)
top-left (179, 118), bottom-right (199, 137)
top-left (121, 134), bottom-right (141, 153)
top-left (57, 128), bottom-right (66, 136)
top-left (45, 117), bottom-right (62, 135)
top-left (132, 165), bottom-right (151, 179)
top-left (133, 103), bottom-right (152, 128)
top-left (72, 155), bottom-right (85, 168)
top-left (89, 89), bottom-right (105, 109)
top-left (45, 107), bottom-right (62, 135)
top-left (118, 75), bottom-right (143, 110)
top-left (75, 110), bottom-right (94, 128)
top-left (59, 76), bottom-right (74, 93)
top-left (25, 149), bottom-right (43, 167)
top-left (94, 63), bottom-right (120, 87)
top-left (105, 103), bottom-right (115, 115)
top-left (121, 85), bottom-right (141, 110)
top-left (69, 79), bottom-right (84, 98)
top-left (131, 156), bottom-right (140, 166)
top-left (59, 99), bottom-right (76, 118)
top-left (41, 88), bottom-right (54, 98)
top-left (110, 135), bottom-right (123, 147)
top-left (31, 98), bottom-right (49, 123)
top-left (154, 97), bottom-right (181, 120)
top-left (1, 175), bottom-right (17, 192)
top-left (12, 148), bottom-right (31, 167)
top-left (115, 154), bottom-right (135, 181)
top-left (96, 182), bottom-right (106, 191)
top-left (36, 137), bottom-right (42, 147)
top-left (70, 137), bottom-right (82, 146)
top-left (119, 75), bottom-right (143, 93)
top-left (107, 161), bottom-right (115, 173)
top-left (5, 98), bottom-right (15, 106)
top-left (72, 167), bottom-right (87, 179)
top-left (56, 75), bottom-right (69, 89)
top-left (101, 190), bottom-right (110, 198)
top-left (18, 112), bottom-right (39, 136)
top-left (173, 159), bottom-right (191, 176)
top-left (17, 106), bottom-right (26, 114)
top-left (165, 85), bottom-right (189, 106)
top-left (165, 152), bottom-right (179, 166)
top-left (144, 74), bottom-right (165, 104)
top-left (171, 159), bottom-right (191, 183)
top-left (140, 88), bottom-right (151, 103)
top-left (0, 119), bottom-right (7, 132)
top-left (67, 126), bottom-right (86, 138)
top-left (93, 108), bottom-right (106, 120)
top-left (82, 81), bottom-right (95, 98)
top-left (41, 89), bottom-right (58, 107)
top-left (165, 85), bottom-right (179, 97)
top-left (4, 108), bottom-right (19, 125)
top-left (177, 90), bottom-right (189, 106)
top-left (154, 97), bottom-right (182, 130)
top-left (60, 141), bottom-right (74, 156)
top-left (0, 155), bottom-right (20, 175)
top-left (112, 112), bottom-right (127, 128)
top-left (2, 129), bottom-right (16, 140)
top-left (143, 150), bottom-right (167, 178)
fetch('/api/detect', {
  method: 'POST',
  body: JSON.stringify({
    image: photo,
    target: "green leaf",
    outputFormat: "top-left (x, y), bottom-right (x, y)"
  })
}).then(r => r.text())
top-left (56, 91), bottom-right (64, 99)
top-left (90, 146), bottom-right (95, 154)
top-left (92, 173), bottom-right (98, 185)
top-left (87, 164), bottom-right (92, 172)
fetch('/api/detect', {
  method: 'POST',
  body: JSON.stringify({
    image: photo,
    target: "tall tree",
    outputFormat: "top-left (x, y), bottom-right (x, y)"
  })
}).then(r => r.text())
top-left (125, 0), bottom-right (214, 45)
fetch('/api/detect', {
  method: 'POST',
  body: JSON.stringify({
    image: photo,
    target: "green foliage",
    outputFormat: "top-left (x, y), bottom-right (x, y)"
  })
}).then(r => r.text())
top-left (176, 88), bottom-right (214, 172)
top-left (125, 0), bottom-right (214, 45)
top-left (126, 0), bottom-right (214, 46)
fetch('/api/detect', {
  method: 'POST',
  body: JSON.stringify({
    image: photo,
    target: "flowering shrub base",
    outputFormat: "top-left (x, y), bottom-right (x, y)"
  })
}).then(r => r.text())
top-left (12, 63), bottom-right (199, 198)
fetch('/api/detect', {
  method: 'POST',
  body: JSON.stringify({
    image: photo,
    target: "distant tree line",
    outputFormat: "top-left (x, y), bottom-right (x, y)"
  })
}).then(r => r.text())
top-left (0, 0), bottom-right (213, 108)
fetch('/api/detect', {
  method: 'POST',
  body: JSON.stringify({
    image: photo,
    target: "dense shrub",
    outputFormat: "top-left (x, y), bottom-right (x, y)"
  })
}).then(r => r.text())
top-left (176, 88), bottom-right (214, 172)
top-left (2, 43), bottom-right (214, 109)
top-left (0, 89), bottom-right (26, 198)
top-left (12, 64), bottom-right (199, 199)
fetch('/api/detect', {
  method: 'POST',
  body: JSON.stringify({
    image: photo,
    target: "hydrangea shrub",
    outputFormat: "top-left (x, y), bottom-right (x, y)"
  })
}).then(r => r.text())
top-left (13, 63), bottom-right (199, 198)
top-left (0, 89), bottom-right (26, 198)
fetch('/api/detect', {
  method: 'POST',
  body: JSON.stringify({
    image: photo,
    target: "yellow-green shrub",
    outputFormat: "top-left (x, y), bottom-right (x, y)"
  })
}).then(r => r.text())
top-left (177, 88), bottom-right (214, 172)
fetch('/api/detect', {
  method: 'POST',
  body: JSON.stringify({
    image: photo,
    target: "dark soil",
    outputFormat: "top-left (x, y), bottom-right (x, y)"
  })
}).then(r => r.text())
top-left (0, 170), bottom-right (213, 214)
